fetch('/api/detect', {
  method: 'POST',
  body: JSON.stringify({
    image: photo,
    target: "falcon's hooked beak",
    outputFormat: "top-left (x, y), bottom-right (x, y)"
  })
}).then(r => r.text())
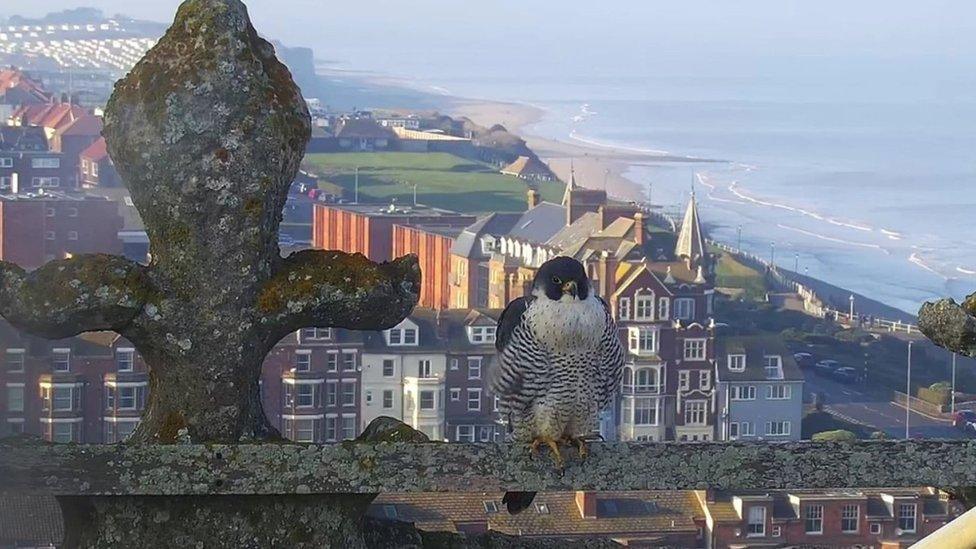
top-left (561, 280), bottom-right (578, 297)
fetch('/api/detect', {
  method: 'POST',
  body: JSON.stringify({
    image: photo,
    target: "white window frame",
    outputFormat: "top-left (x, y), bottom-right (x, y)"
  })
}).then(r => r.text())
top-left (294, 350), bottom-right (312, 372)
top-left (467, 388), bottom-right (482, 411)
top-left (467, 357), bottom-right (482, 380)
top-left (468, 326), bottom-right (496, 344)
top-left (627, 327), bottom-right (657, 355)
top-left (764, 355), bottom-right (784, 379)
top-left (747, 505), bottom-right (766, 537)
top-left (634, 293), bottom-right (655, 320)
top-left (456, 425), bottom-right (475, 442)
top-left (618, 297), bottom-right (630, 320)
top-left (342, 351), bottom-right (356, 372)
top-left (678, 370), bottom-right (690, 391)
top-left (6, 349), bottom-right (25, 372)
top-left (699, 370), bottom-right (711, 390)
top-left (898, 503), bottom-right (916, 533)
top-left (634, 397), bottom-right (658, 426)
top-left (52, 349), bottom-right (71, 372)
top-left (325, 381), bottom-right (338, 407)
top-left (6, 383), bottom-right (24, 412)
top-left (0, 157), bottom-right (12, 168)
top-left (382, 390), bottom-right (394, 409)
top-left (683, 338), bottom-right (706, 361)
top-left (32, 157), bottom-right (60, 169)
top-left (340, 381), bottom-right (356, 407)
top-left (116, 348), bottom-right (135, 372)
top-left (381, 359), bottom-right (395, 377)
top-left (418, 360), bottom-right (433, 378)
top-left (869, 522), bottom-right (882, 535)
top-left (450, 388), bottom-right (461, 401)
top-left (67, 230), bottom-right (78, 241)
top-left (728, 354), bottom-right (746, 372)
top-left (765, 420), bottom-right (791, 437)
top-left (658, 297), bottom-right (669, 320)
top-left (684, 400), bottom-right (707, 425)
top-left (419, 390), bottom-right (435, 410)
top-left (32, 176), bottom-right (60, 188)
top-left (805, 504), bottom-right (824, 534)
top-left (841, 503), bottom-right (859, 534)
top-left (675, 298), bottom-right (695, 320)
top-left (740, 421), bottom-right (755, 436)
top-left (766, 384), bottom-right (792, 400)
top-left (731, 386), bottom-right (757, 400)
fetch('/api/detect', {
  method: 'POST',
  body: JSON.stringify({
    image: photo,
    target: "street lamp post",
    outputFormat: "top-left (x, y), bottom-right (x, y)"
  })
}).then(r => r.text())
top-left (849, 294), bottom-right (855, 323)
top-left (905, 341), bottom-right (913, 439)
top-left (794, 253), bottom-right (799, 274)
top-left (736, 225), bottom-right (742, 252)
top-left (770, 242), bottom-right (775, 269)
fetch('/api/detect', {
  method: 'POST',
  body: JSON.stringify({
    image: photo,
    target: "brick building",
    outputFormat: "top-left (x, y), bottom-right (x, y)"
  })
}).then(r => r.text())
top-left (392, 222), bottom-right (465, 310)
top-left (0, 125), bottom-right (71, 191)
top-left (79, 137), bottom-right (123, 188)
top-left (0, 192), bottom-right (123, 270)
top-left (699, 488), bottom-right (958, 548)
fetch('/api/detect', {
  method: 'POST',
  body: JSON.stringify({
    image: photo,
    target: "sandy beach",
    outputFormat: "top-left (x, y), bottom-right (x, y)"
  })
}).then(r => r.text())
top-left (448, 98), bottom-right (717, 204)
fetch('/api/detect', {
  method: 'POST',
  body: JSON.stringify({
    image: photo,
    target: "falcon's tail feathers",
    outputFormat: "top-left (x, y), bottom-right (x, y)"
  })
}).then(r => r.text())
top-left (502, 491), bottom-right (537, 515)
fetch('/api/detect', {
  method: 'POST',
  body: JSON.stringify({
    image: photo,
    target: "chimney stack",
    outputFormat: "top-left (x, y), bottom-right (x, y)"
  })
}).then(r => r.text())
top-left (526, 189), bottom-right (540, 209)
top-left (10, 172), bottom-right (18, 194)
top-left (575, 491), bottom-right (597, 519)
top-left (598, 250), bottom-right (618, 299)
top-left (633, 212), bottom-right (645, 246)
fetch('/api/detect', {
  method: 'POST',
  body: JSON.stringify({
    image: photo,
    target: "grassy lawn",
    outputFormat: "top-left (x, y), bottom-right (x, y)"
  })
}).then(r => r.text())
top-left (714, 249), bottom-right (768, 300)
top-left (802, 409), bottom-right (873, 439)
top-left (302, 152), bottom-right (564, 213)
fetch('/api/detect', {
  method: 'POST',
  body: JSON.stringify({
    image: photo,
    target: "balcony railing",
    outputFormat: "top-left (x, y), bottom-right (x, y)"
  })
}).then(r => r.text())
top-left (620, 384), bottom-right (665, 395)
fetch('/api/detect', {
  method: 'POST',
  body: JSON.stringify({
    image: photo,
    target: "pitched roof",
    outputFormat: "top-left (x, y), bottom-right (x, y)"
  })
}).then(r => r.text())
top-left (57, 114), bottom-right (103, 137)
top-left (546, 212), bottom-right (602, 251)
top-left (450, 213), bottom-right (523, 259)
top-left (505, 202), bottom-right (567, 244)
top-left (0, 69), bottom-right (51, 105)
top-left (0, 125), bottom-right (49, 151)
top-left (370, 491), bottom-right (703, 538)
top-left (0, 494), bottom-right (63, 546)
top-left (336, 118), bottom-right (395, 139)
top-left (675, 194), bottom-right (706, 263)
top-left (80, 136), bottom-right (110, 162)
top-left (500, 155), bottom-right (553, 179)
top-left (12, 102), bottom-right (87, 131)
top-left (715, 335), bottom-right (803, 383)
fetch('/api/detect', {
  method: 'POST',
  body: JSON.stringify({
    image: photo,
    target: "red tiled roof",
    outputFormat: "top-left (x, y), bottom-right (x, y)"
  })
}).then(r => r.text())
top-left (12, 102), bottom-right (87, 131)
top-left (80, 136), bottom-right (109, 162)
top-left (0, 69), bottom-right (52, 104)
top-left (57, 114), bottom-right (103, 138)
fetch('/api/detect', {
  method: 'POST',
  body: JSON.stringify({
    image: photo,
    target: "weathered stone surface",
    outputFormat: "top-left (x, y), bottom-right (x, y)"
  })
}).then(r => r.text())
top-left (919, 293), bottom-right (976, 357)
top-left (0, 0), bottom-right (420, 445)
top-left (4, 438), bottom-right (976, 495)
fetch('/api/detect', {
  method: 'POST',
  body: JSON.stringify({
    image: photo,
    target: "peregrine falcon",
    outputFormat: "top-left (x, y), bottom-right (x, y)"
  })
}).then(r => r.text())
top-left (491, 256), bottom-right (625, 513)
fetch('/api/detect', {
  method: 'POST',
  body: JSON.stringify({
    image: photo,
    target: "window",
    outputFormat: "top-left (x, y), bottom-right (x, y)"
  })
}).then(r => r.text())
top-left (364, 390), bottom-right (373, 404)
top-left (299, 327), bottom-right (332, 341)
top-left (46, 207), bottom-right (56, 217)
top-left (728, 354), bottom-right (746, 372)
top-left (382, 505), bottom-right (397, 519)
top-left (467, 357), bottom-right (483, 380)
top-left (52, 349), bottom-right (70, 372)
top-left (739, 422), bottom-right (755, 436)
top-left (771, 525), bottom-right (781, 537)
top-left (116, 349), bottom-right (134, 372)
top-left (325, 416), bottom-right (337, 441)
top-left (296, 384), bottom-right (314, 407)
top-left (382, 359), bottom-right (395, 377)
top-left (67, 231), bottom-right (78, 241)
top-left (898, 503), bottom-right (916, 532)
top-left (288, 418), bottom-right (316, 442)
top-left (635, 368), bottom-right (657, 391)
top-left (683, 339), bottom-right (706, 360)
top-left (6, 385), bottom-right (24, 412)
top-left (467, 389), bottom-right (482, 411)
top-left (731, 386), bottom-right (757, 400)
top-left (450, 388), bottom-right (461, 401)
top-left (32, 157), bottom-right (60, 169)
top-left (0, 157), bottom-right (12, 168)
top-left (622, 367), bottom-right (634, 391)
top-left (91, 161), bottom-right (99, 178)
top-left (483, 500), bottom-right (498, 513)
top-left (118, 387), bottom-right (137, 409)
top-left (340, 415), bottom-right (356, 439)
top-left (342, 352), bottom-right (356, 371)
top-left (49, 386), bottom-right (79, 411)
top-left (326, 353), bottom-right (338, 372)
top-left (535, 502), bottom-right (550, 515)
top-left (634, 397), bottom-right (657, 425)
top-left (766, 385), bottom-right (792, 400)
top-left (658, 298), bottom-right (670, 320)
top-left (419, 390), bottom-right (435, 410)
top-left (699, 370), bottom-right (711, 390)
top-left (403, 328), bottom-right (417, 345)
top-left (870, 522), bottom-right (882, 535)
top-left (635, 294), bottom-right (655, 320)
top-left (765, 420), bottom-right (791, 436)
top-left (805, 505), bottom-right (823, 534)
top-left (747, 506), bottom-right (766, 536)
top-left (52, 422), bottom-right (76, 443)
top-left (469, 326), bottom-right (496, 344)
top-left (841, 504), bottom-right (859, 533)
top-left (382, 390), bottom-right (393, 409)
top-left (456, 425), bottom-right (475, 442)
top-left (675, 298), bottom-right (695, 320)
top-left (684, 400), bottom-right (706, 425)
top-left (44, 231), bottom-right (56, 241)
top-left (295, 351), bottom-right (311, 372)
top-left (418, 360), bottom-right (433, 378)
top-left (325, 382), bottom-right (337, 406)
top-left (764, 355), bottom-right (784, 379)
top-left (618, 297), bottom-right (630, 320)
top-left (388, 327), bottom-right (418, 346)
top-left (729, 422), bottom-right (738, 439)
top-left (678, 370), bottom-right (690, 391)
top-left (5, 349), bottom-right (25, 372)
top-left (341, 382), bottom-right (356, 407)
top-left (66, 207), bottom-right (78, 218)
top-left (628, 327), bottom-right (657, 354)
top-left (479, 426), bottom-right (492, 442)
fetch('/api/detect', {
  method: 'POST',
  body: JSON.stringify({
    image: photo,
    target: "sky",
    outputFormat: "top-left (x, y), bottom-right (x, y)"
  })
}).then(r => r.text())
top-left (3, 1), bottom-right (975, 68)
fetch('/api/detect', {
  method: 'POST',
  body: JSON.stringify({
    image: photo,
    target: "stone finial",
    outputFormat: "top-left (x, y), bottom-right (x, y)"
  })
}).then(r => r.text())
top-left (0, 0), bottom-right (420, 443)
top-left (919, 293), bottom-right (976, 357)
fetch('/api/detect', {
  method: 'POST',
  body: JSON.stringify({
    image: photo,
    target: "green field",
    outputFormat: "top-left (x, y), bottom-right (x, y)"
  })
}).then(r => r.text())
top-left (303, 152), bottom-right (565, 213)
top-left (713, 248), bottom-right (768, 300)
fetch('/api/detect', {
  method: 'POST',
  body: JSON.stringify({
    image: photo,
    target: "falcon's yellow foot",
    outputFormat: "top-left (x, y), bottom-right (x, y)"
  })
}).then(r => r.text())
top-left (562, 435), bottom-right (588, 459)
top-left (528, 436), bottom-right (564, 469)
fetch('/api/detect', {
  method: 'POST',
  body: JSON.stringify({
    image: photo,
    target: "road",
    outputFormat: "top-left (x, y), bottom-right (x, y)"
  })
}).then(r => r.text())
top-left (803, 369), bottom-right (966, 439)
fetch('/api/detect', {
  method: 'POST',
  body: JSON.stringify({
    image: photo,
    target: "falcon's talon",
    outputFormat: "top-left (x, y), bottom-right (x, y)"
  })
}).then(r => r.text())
top-left (561, 435), bottom-right (588, 460)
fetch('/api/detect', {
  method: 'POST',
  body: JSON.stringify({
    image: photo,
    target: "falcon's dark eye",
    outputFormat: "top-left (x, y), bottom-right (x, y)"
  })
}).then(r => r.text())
top-left (551, 276), bottom-right (561, 285)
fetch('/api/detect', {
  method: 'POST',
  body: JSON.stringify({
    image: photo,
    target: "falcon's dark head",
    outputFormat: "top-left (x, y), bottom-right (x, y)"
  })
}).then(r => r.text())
top-left (534, 256), bottom-right (589, 301)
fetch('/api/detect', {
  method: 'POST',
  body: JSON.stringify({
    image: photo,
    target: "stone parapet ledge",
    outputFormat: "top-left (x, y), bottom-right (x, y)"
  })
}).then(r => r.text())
top-left (3, 438), bottom-right (975, 496)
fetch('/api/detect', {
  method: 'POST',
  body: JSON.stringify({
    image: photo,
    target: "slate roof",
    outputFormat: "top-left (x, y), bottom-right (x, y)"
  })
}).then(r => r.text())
top-left (0, 494), bottom-right (63, 546)
top-left (450, 213), bottom-right (522, 259)
top-left (715, 336), bottom-right (803, 383)
top-left (56, 113), bottom-right (103, 137)
top-left (675, 194), bottom-right (706, 262)
top-left (369, 491), bottom-right (703, 538)
top-left (505, 202), bottom-right (567, 244)
top-left (0, 125), bottom-right (49, 151)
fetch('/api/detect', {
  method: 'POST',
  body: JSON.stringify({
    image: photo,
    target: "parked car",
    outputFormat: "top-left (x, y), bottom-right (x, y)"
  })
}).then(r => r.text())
top-left (814, 359), bottom-right (841, 375)
top-left (952, 410), bottom-right (976, 430)
top-left (793, 352), bottom-right (815, 368)
top-left (831, 367), bottom-right (859, 384)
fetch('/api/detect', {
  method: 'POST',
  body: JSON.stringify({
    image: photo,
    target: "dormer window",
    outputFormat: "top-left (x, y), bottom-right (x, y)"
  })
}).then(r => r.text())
top-left (480, 236), bottom-right (497, 255)
top-left (468, 326), bottom-right (496, 344)
top-left (387, 324), bottom-right (418, 346)
top-left (728, 354), bottom-right (746, 372)
top-left (300, 328), bottom-right (333, 342)
top-left (763, 356), bottom-right (783, 379)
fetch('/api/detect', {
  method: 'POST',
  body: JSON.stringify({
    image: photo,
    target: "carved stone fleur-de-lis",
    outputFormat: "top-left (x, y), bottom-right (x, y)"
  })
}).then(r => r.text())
top-left (0, 0), bottom-right (420, 443)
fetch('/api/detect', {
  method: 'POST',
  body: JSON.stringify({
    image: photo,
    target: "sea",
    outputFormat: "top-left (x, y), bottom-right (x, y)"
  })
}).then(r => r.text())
top-left (316, 57), bottom-right (976, 316)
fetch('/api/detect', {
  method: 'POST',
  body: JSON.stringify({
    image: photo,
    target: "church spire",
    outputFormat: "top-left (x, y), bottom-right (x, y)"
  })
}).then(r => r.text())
top-left (561, 159), bottom-right (579, 206)
top-left (675, 190), bottom-right (706, 267)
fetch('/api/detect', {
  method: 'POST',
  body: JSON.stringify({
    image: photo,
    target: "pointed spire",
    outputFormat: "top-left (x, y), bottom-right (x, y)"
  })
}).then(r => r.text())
top-left (561, 158), bottom-right (579, 206)
top-left (675, 192), bottom-right (706, 267)
top-left (664, 265), bottom-right (676, 284)
top-left (695, 265), bottom-right (706, 284)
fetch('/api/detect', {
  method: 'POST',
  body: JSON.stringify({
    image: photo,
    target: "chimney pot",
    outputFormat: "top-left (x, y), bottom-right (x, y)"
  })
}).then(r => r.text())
top-left (634, 212), bottom-right (645, 245)
top-left (526, 189), bottom-right (540, 209)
